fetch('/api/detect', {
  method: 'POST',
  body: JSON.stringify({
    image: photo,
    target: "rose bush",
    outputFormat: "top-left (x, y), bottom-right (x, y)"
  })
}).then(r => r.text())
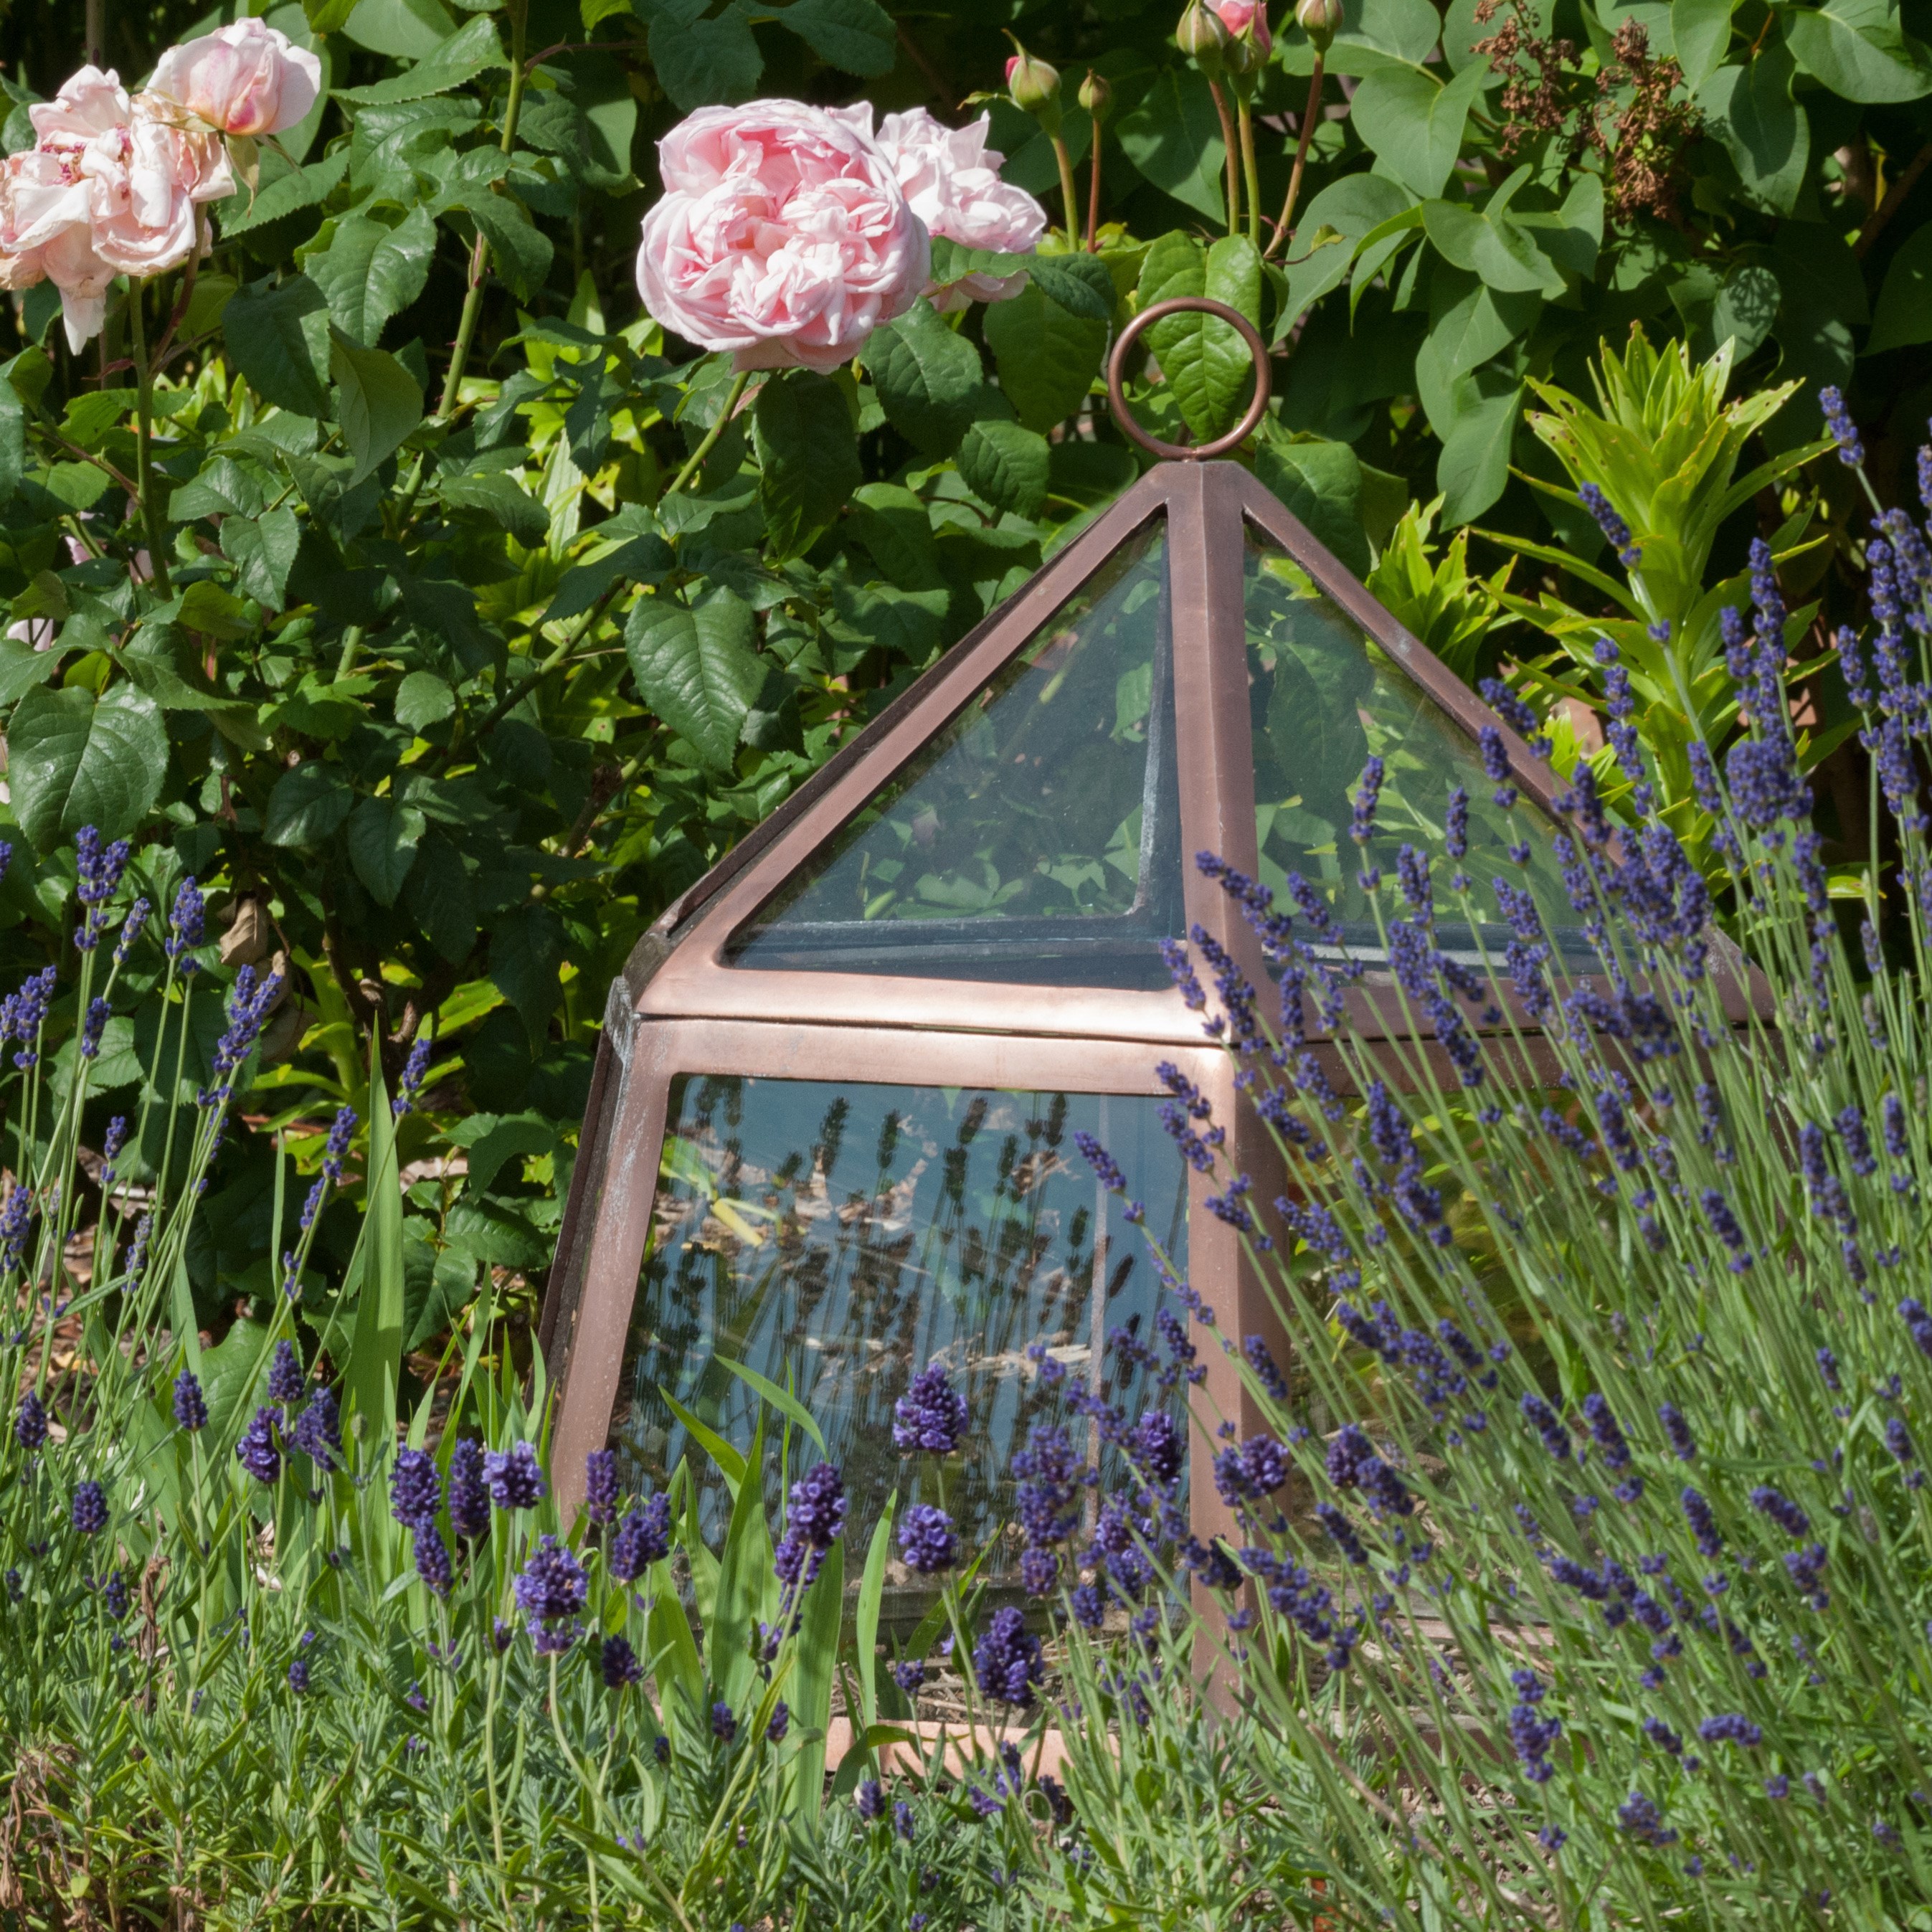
top-left (0, 0), bottom-right (1924, 1445)
top-left (0, 1), bottom-right (1170, 1380)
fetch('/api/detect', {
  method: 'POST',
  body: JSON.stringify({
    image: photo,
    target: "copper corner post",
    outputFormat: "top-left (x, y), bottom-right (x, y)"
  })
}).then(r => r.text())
top-left (536, 306), bottom-right (1628, 1583)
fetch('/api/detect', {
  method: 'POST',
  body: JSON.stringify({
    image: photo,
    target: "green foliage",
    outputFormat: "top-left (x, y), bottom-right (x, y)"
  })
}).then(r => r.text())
top-left (8, 0), bottom-right (1928, 1349)
top-left (1364, 496), bottom-right (1515, 681)
top-left (5, 0), bottom-right (1329, 1358)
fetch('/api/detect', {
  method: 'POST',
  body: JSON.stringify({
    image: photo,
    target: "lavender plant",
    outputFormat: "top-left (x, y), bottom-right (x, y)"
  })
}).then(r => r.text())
top-left (1041, 450), bottom-right (1932, 1924)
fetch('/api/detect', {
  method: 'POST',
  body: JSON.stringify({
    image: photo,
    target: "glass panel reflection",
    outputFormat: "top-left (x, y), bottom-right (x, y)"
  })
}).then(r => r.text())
top-left (1245, 524), bottom-right (1588, 959)
top-left (611, 1077), bottom-right (1189, 1601)
top-left (726, 520), bottom-right (1183, 989)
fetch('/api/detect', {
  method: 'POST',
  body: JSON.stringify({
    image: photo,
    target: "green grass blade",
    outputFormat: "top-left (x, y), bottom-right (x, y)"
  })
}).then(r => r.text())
top-left (787, 1535), bottom-right (843, 1829)
top-left (659, 1386), bottom-right (747, 1497)
top-left (714, 1353), bottom-right (825, 1454)
top-left (344, 1045), bottom-right (402, 1452)
top-left (853, 1496), bottom-right (894, 1737)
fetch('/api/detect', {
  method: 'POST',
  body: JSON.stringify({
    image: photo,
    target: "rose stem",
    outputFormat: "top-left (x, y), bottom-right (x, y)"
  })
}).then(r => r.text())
top-left (1209, 80), bottom-right (1241, 235)
top-left (1051, 136), bottom-right (1082, 247)
top-left (668, 369), bottom-right (752, 498)
top-left (126, 281), bottom-right (174, 600)
top-left (1266, 55), bottom-right (1325, 260)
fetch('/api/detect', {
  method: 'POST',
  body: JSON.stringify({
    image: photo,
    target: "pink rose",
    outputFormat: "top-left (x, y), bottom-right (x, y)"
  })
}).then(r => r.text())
top-left (87, 110), bottom-right (232, 277)
top-left (4, 67), bottom-right (135, 349)
top-left (1212, 0), bottom-right (1272, 53)
top-left (0, 67), bottom-right (229, 351)
top-left (146, 18), bottom-right (323, 139)
top-left (0, 151), bottom-right (64, 293)
top-left (635, 100), bottom-right (928, 374)
top-left (873, 108), bottom-right (1045, 311)
top-left (26, 63), bottom-right (135, 152)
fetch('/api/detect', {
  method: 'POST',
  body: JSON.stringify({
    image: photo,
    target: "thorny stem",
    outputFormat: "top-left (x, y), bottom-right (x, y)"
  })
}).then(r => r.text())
top-left (1266, 56), bottom-right (1326, 259)
top-left (543, 749), bottom-right (638, 876)
top-left (48, 430), bottom-right (141, 503)
top-left (896, 21), bottom-right (954, 108)
top-left (148, 212), bottom-right (204, 374)
top-left (436, 232), bottom-right (492, 428)
top-left (1856, 139), bottom-right (1932, 259)
top-left (126, 285), bottom-right (174, 600)
top-left (449, 0), bottom-right (530, 420)
top-left (666, 369), bottom-right (752, 498)
top-left (1209, 80), bottom-right (1241, 235)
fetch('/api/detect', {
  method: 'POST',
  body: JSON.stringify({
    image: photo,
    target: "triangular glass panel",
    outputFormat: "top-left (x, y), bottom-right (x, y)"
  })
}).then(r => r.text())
top-left (726, 518), bottom-right (1185, 989)
top-left (1244, 522), bottom-right (1590, 959)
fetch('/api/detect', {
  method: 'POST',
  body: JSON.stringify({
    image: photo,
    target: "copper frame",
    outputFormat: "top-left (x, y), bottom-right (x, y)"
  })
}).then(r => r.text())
top-left (539, 456), bottom-right (1585, 1543)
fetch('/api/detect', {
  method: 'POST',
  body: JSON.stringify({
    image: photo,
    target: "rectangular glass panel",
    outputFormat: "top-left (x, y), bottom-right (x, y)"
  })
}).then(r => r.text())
top-left (1246, 524), bottom-right (1590, 959)
top-left (725, 521), bottom-right (1184, 989)
top-left (610, 1077), bottom-right (1189, 1604)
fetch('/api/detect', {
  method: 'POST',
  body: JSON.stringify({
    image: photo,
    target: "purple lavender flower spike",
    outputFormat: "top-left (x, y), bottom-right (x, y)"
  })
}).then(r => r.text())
top-left (484, 1441), bottom-right (546, 1510)
top-left (897, 1502), bottom-right (957, 1574)
top-left (893, 1363), bottom-right (967, 1455)
top-left (446, 1439), bottom-right (491, 1540)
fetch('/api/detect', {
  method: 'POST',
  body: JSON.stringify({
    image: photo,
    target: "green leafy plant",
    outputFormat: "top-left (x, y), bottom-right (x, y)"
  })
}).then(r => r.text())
top-left (1365, 495), bottom-right (1515, 682)
top-left (1481, 328), bottom-right (1844, 857)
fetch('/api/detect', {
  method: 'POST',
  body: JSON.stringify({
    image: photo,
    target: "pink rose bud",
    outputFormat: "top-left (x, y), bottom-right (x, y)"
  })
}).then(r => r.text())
top-left (635, 100), bottom-right (929, 374)
top-left (1213, 0), bottom-right (1273, 57)
top-left (1003, 39), bottom-right (1061, 128)
top-left (146, 19), bottom-right (323, 138)
top-left (873, 107), bottom-right (1046, 310)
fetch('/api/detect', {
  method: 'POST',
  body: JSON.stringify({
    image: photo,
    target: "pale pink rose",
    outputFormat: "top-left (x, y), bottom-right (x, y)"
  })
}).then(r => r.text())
top-left (87, 109), bottom-right (232, 278)
top-left (6, 67), bottom-right (136, 349)
top-left (1, 68), bottom-right (230, 350)
top-left (39, 224), bottom-right (118, 352)
top-left (146, 18), bottom-right (323, 138)
top-left (27, 64), bottom-right (134, 151)
top-left (873, 108), bottom-right (1045, 311)
top-left (635, 100), bottom-right (929, 374)
top-left (0, 151), bottom-right (60, 292)
top-left (1213, 0), bottom-right (1272, 54)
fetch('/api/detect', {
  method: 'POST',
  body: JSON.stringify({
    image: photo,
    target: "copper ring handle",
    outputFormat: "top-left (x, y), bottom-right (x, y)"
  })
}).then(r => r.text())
top-left (1105, 296), bottom-right (1272, 462)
